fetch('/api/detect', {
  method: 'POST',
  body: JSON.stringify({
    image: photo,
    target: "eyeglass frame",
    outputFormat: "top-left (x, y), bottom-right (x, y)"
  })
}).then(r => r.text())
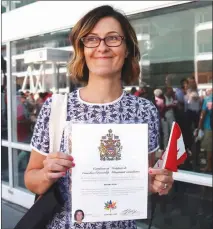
top-left (80, 35), bottom-right (125, 48)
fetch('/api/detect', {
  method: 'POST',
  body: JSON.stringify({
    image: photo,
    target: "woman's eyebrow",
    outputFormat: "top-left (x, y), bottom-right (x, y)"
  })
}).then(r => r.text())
top-left (87, 31), bottom-right (120, 36)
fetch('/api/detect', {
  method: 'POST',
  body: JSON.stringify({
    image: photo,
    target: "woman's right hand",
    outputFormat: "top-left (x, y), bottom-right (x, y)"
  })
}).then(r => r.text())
top-left (42, 152), bottom-right (75, 182)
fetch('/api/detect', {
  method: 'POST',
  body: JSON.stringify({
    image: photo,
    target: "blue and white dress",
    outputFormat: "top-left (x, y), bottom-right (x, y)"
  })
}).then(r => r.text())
top-left (31, 90), bottom-right (159, 229)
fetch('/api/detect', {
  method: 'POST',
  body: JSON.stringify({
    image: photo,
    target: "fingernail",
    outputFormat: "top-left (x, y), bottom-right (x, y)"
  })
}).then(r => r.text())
top-left (72, 163), bottom-right (75, 167)
top-left (149, 169), bottom-right (152, 174)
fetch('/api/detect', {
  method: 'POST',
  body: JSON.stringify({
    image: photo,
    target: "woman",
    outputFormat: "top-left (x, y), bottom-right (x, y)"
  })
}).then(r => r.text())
top-left (154, 88), bottom-right (166, 151)
top-left (74, 210), bottom-right (85, 226)
top-left (25, 5), bottom-right (173, 229)
top-left (184, 77), bottom-right (201, 154)
top-left (162, 86), bottom-right (177, 149)
top-left (174, 78), bottom-right (188, 148)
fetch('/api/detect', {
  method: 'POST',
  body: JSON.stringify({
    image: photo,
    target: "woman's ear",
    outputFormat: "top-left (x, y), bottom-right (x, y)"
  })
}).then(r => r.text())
top-left (125, 50), bottom-right (129, 58)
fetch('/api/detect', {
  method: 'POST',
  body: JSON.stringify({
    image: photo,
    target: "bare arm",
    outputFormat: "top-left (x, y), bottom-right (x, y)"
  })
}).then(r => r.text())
top-left (24, 150), bottom-right (54, 195)
top-left (198, 110), bottom-right (206, 130)
top-left (24, 150), bottom-right (74, 195)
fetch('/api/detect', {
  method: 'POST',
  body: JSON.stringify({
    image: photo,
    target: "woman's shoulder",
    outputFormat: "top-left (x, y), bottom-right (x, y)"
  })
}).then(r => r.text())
top-left (39, 96), bottom-right (53, 114)
top-left (125, 92), bottom-right (157, 110)
top-left (43, 91), bottom-right (78, 107)
top-left (67, 90), bottom-right (78, 102)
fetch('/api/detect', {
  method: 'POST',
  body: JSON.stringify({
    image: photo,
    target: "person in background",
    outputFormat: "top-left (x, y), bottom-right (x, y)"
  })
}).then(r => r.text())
top-left (140, 86), bottom-right (155, 105)
top-left (175, 78), bottom-right (188, 108)
top-left (162, 86), bottom-right (177, 150)
top-left (139, 86), bottom-right (148, 99)
top-left (17, 95), bottom-right (31, 142)
top-left (43, 91), bottom-right (53, 101)
top-left (134, 82), bottom-right (147, 97)
top-left (134, 86), bottom-right (143, 96)
top-left (165, 74), bottom-right (174, 87)
top-left (184, 76), bottom-right (201, 154)
top-left (154, 88), bottom-right (166, 151)
top-left (187, 76), bottom-right (198, 93)
top-left (30, 93), bottom-right (45, 129)
top-left (130, 86), bottom-right (137, 95)
top-left (20, 93), bottom-right (30, 120)
top-left (174, 78), bottom-right (188, 146)
top-left (154, 89), bottom-right (165, 118)
top-left (197, 88), bottom-right (212, 172)
top-left (206, 88), bottom-right (212, 97)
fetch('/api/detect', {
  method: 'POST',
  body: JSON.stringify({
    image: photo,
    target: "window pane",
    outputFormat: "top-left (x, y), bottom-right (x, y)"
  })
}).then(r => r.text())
top-left (130, 3), bottom-right (213, 175)
top-left (131, 5), bottom-right (212, 87)
top-left (13, 149), bottom-right (30, 189)
top-left (11, 29), bottom-right (73, 143)
top-left (1, 1), bottom-right (7, 13)
top-left (10, 0), bottom-right (36, 11)
top-left (1, 146), bottom-right (9, 183)
top-left (1, 45), bottom-right (8, 140)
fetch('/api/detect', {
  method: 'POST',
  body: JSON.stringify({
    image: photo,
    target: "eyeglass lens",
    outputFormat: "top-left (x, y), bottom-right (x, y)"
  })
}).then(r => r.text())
top-left (82, 36), bottom-right (123, 47)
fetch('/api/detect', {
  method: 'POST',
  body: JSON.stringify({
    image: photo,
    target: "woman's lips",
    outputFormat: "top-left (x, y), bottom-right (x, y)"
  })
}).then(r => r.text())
top-left (95, 57), bottom-right (112, 59)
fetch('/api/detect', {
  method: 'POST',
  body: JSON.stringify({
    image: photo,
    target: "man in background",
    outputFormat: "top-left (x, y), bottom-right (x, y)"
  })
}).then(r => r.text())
top-left (197, 88), bottom-right (212, 172)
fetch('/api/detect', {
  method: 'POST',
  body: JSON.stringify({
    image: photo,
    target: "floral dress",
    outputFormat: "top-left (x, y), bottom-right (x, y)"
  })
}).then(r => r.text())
top-left (31, 90), bottom-right (159, 229)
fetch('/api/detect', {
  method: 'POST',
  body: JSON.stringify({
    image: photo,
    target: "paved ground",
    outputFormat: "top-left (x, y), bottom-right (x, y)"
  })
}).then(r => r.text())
top-left (1, 199), bottom-right (149, 229)
top-left (3, 188), bottom-right (211, 229)
top-left (2, 199), bottom-right (27, 229)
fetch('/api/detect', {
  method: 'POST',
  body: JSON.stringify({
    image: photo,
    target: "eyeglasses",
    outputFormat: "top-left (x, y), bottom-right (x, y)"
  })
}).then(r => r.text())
top-left (81, 35), bottom-right (125, 48)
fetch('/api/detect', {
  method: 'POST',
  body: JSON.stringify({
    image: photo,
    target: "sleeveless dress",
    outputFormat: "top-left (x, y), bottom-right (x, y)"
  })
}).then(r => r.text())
top-left (31, 90), bottom-right (159, 229)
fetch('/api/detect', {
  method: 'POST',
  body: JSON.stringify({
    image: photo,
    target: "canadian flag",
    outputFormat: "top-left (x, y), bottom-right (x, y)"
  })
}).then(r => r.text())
top-left (154, 122), bottom-right (187, 172)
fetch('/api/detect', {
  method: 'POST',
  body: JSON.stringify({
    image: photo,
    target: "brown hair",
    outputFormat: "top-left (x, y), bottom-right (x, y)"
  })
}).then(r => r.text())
top-left (68, 5), bottom-right (141, 85)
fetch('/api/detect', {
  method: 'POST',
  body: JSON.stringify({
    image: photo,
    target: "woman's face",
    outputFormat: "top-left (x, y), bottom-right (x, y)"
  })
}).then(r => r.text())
top-left (76, 211), bottom-right (83, 222)
top-left (83, 17), bottom-right (127, 79)
top-left (166, 87), bottom-right (173, 97)
top-left (183, 80), bottom-right (188, 90)
top-left (188, 78), bottom-right (196, 89)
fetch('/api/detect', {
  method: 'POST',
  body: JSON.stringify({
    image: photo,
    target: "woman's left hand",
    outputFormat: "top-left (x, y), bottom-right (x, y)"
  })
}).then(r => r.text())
top-left (148, 168), bottom-right (174, 195)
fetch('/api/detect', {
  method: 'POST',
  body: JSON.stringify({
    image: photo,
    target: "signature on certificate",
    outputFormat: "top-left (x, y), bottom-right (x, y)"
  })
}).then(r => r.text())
top-left (121, 209), bottom-right (140, 216)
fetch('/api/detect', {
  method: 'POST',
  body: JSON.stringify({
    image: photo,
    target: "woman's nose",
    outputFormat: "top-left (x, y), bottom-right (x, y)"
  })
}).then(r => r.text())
top-left (97, 40), bottom-right (109, 52)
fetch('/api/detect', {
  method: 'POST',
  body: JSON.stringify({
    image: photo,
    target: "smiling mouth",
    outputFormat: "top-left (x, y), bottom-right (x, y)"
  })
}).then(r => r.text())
top-left (95, 57), bottom-right (112, 59)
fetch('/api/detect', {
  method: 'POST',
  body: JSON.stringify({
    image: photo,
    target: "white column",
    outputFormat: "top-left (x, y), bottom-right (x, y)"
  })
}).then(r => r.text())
top-left (6, 41), bottom-right (14, 188)
top-left (42, 62), bottom-right (46, 92)
top-left (52, 62), bottom-right (58, 93)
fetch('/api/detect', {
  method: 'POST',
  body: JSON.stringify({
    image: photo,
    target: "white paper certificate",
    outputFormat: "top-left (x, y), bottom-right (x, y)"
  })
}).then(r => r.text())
top-left (71, 124), bottom-right (148, 223)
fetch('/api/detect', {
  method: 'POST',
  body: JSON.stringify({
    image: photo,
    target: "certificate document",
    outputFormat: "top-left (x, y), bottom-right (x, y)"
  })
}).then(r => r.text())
top-left (71, 123), bottom-right (148, 223)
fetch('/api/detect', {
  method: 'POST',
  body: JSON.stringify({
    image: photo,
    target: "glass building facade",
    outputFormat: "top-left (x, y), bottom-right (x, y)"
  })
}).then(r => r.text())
top-left (1, 0), bottom-right (36, 12)
top-left (1, 1), bottom-right (212, 229)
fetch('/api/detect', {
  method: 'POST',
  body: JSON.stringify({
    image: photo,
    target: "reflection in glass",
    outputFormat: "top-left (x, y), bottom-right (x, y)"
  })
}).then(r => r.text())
top-left (9, 0), bottom-right (36, 11)
top-left (130, 4), bottom-right (212, 87)
top-left (13, 149), bottom-right (30, 189)
top-left (128, 3), bottom-right (212, 173)
top-left (11, 30), bottom-right (73, 143)
top-left (1, 46), bottom-right (8, 140)
top-left (129, 3), bottom-right (212, 175)
top-left (1, 146), bottom-right (9, 183)
top-left (1, 1), bottom-right (7, 13)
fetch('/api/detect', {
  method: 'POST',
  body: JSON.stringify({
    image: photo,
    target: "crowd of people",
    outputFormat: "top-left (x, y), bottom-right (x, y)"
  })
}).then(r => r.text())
top-left (16, 91), bottom-right (52, 142)
top-left (130, 76), bottom-right (212, 173)
top-left (2, 73), bottom-right (212, 173)
top-left (1, 88), bottom-right (52, 142)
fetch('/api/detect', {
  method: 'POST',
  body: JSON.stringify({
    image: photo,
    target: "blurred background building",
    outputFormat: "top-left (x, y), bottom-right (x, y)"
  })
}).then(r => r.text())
top-left (1, 1), bottom-right (212, 229)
